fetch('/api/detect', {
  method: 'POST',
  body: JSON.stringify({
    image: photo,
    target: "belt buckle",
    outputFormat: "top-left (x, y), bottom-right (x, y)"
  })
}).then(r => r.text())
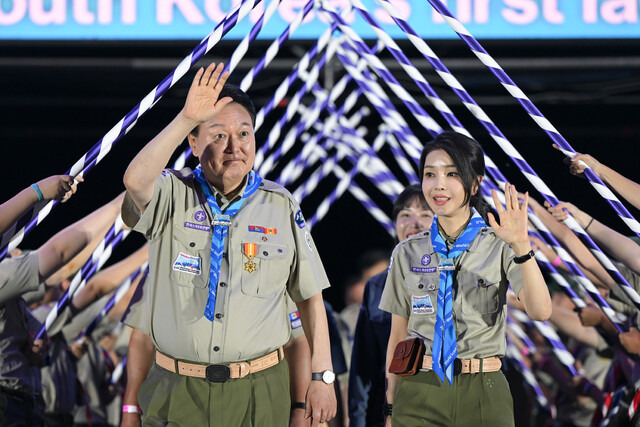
top-left (453, 358), bottom-right (462, 376)
top-left (205, 364), bottom-right (231, 383)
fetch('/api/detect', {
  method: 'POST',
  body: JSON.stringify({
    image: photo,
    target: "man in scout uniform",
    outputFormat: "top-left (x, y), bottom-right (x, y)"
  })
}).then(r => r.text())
top-left (121, 63), bottom-right (336, 426)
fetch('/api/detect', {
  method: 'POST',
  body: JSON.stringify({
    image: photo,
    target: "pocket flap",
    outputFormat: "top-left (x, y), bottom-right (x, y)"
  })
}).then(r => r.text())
top-left (251, 243), bottom-right (288, 260)
top-left (174, 225), bottom-right (210, 250)
top-left (393, 338), bottom-right (419, 361)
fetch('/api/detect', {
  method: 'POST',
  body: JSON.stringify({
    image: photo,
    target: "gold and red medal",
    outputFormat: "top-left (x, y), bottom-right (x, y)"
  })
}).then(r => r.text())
top-left (243, 243), bottom-right (258, 273)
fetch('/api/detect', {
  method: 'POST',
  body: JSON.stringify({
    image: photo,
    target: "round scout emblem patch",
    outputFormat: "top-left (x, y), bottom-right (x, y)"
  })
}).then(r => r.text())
top-left (194, 211), bottom-right (206, 222)
top-left (421, 254), bottom-right (431, 266)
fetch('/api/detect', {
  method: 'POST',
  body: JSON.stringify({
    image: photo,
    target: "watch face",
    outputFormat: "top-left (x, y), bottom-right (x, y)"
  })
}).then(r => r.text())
top-left (322, 370), bottom-right (336, 384)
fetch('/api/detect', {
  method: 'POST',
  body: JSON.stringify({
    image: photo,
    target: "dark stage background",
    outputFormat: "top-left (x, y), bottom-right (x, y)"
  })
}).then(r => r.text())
top-left (1, 38), bottom-right (639, 311)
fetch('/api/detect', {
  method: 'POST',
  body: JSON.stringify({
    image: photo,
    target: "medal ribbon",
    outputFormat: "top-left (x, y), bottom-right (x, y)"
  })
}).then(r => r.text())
top-left (430, 209), bottom-right (486, 384)
top-left (193, 165), bottom-right (262, 321)
top-left (243, 243), bottom-right (257, 259)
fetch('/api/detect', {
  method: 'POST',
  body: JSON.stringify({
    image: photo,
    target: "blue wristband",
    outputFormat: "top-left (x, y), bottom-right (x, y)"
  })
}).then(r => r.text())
top-left (31, 183), bottom-right (44, 201)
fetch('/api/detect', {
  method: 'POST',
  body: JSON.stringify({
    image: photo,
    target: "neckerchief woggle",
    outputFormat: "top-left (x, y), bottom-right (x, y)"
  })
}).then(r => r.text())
top-left (430, 209), bottom-right (486, 384)
top-left (193, 165), bottom-right (262, 321)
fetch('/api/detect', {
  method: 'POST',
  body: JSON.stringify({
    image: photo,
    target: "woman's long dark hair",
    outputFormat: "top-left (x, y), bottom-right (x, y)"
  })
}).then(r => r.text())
top-left (418, 131), bottom-right (495, 224)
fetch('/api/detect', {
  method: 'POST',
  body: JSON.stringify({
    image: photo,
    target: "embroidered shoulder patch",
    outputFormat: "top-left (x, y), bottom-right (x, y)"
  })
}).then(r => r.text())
top-left (295, 209), bottom-right (306, 229)
top-left (173, 252), bottom-right (202, 276)
top-left (412, 295), bottom-right (434, 315)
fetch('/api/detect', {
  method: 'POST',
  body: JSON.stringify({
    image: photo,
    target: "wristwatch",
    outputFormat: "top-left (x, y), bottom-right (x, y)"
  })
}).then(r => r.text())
top-left (311, 370), bottom-right (336, 384)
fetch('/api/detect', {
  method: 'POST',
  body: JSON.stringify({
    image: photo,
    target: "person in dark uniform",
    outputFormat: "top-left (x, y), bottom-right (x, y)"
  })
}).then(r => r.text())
top-left (348, 184), bottom-right (432, 427)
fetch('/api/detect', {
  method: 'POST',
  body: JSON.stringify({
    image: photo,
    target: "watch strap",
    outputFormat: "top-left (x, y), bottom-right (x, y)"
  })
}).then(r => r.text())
top-left (291, 401), bottom-right (306, 410)
top-left (513, 250), bottom-right (535, 264)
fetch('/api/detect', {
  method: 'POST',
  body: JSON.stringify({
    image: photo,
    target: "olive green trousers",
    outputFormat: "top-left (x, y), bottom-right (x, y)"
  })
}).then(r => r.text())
top-left (138, 358), bottom-right (290, 426)
top-left (392, 369), bottom-right (514, 426)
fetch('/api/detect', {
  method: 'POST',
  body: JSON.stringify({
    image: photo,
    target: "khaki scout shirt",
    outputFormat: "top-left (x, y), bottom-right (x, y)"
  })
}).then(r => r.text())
top-left (379, 227), bottom-right (525, 359)
top-left (595, 262), bottom-right (640, 352)
top-left (0, 251), bottom-right (40, 304)
top-left (123, 274), bottom-right (305, 341)
top-left (121, 168), bottom-right (329, 364)
top-left (606, 262), bottom-right (640, 318)
top-left (0, 251), bottom-right (43, 394)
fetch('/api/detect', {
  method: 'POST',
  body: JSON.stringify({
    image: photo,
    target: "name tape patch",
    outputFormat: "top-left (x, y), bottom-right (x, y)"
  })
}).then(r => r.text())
top-left (411, 267), bottom-right (437, 274)
top-left (184, 222), bottom-right (211, 232)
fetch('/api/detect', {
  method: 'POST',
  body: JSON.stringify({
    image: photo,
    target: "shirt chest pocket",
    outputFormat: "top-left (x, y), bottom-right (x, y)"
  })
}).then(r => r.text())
top-left (170, 226), bottom-right (210, 289)
top-left (457, 269), bottom-right (502, 316)
top-left (240, 242), bottom-right (290, 298)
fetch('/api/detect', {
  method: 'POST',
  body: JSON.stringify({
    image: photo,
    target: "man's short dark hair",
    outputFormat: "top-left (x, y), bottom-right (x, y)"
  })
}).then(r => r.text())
top-left (190, 84), bottom-right (256, 137)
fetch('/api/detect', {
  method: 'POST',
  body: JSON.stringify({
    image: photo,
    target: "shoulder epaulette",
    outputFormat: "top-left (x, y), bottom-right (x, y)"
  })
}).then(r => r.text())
top-left (259, 179), bottom-right (299, 202)
top-left (162, 167), bottom-right (194, 180)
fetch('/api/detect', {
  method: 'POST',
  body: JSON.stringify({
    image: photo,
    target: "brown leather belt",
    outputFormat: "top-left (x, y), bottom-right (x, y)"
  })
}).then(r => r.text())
top-left (156, 347), bottom-right (284, 383)
top-left (422, 356), bottom-right (501, 375)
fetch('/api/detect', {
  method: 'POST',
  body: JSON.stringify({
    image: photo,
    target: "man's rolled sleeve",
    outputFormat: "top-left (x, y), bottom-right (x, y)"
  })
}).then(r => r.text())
top-left (121, 269), bottom-right (151, 335)
top-left (121, 172), bottom-right (175, 240)
top-left (285, 203), bottom-right (330, 302)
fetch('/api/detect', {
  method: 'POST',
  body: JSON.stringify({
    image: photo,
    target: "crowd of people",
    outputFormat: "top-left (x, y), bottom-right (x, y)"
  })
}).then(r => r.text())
top-left (0, 62), bottom-right (639, 427)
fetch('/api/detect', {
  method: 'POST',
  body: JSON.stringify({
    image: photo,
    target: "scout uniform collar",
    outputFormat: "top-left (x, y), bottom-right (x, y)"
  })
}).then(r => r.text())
top-left (206, 176), bottom-right (248, 212)
top-left (193, 166), bottom-right (263, 321)
top-left (429, 208), bottom-right (486, 385)
top-left (436, 212), bottom-right (473, 247)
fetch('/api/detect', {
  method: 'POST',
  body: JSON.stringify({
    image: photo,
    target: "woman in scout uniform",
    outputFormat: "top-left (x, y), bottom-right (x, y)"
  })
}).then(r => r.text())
top-left (380, 131), bottom-right (552, 426)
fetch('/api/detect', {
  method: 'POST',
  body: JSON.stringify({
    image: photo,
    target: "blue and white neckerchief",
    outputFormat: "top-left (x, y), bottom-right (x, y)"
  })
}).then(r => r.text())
top-left (430, 209), bottom-right (486, 384)
top-left (192, 165), bottom-right (262, 321)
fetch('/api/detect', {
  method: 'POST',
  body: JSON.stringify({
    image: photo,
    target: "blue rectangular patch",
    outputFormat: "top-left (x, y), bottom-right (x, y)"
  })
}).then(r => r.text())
top-left (412, 295), bottom-right (434, 314)
top-left (173, 252), bottom-right (202, 276)
top-left (184, 222), bottom-right (211, 232)
top-left (289, 311), bottom-right (302, 329)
